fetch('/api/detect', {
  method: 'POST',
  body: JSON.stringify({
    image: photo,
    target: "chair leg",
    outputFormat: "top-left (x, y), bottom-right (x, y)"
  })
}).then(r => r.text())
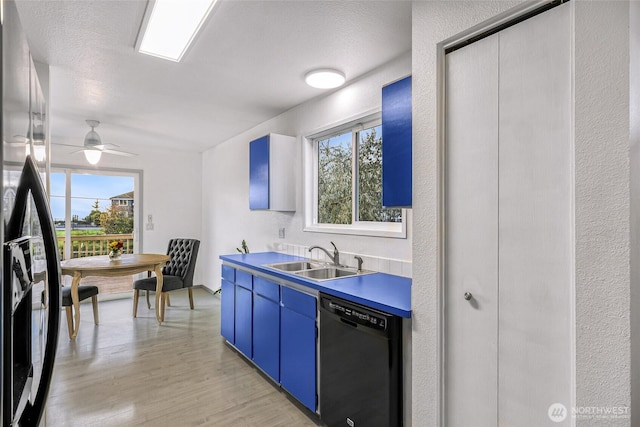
top-left (166, 293), bottom-right (171, 307)
top-left (65, 307), bottom-right (74, 340)
top-left (133, 289), bottom-right (139, 318)
top-left (160, 293), bottom-right (167, 322)
top-left (188, 288), bottom-right (194, 310)
top-left (146, 290), bottom-right (151, 309)
top-left (91, 295), bottom-right (99, 325)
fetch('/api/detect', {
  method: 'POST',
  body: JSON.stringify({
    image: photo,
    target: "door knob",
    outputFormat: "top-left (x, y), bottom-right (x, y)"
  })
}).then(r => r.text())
top-left (463, 292), bottom-right (472, 301)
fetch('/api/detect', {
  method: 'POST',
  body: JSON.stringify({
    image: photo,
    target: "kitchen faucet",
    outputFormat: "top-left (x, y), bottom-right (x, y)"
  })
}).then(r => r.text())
top-left (309, 241), bottom-right (340, 266)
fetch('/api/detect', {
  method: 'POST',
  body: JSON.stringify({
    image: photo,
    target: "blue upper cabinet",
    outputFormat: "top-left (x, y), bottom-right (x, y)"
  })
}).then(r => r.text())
top-left (249, 135), bottom-right (270, 209)
top-left (382, 76), bottom-right (412, 208)
top-left (249, 134), bottom-right (296, 211)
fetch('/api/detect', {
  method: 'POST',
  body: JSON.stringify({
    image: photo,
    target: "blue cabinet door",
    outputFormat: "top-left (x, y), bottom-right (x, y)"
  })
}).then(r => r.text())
top-left (235, 285), bottom-right (253, 358)
top-left (382, 75), bottom-right (412, 207)
top-left (253, 293), bottom-right (280, 381)
top-left (221, 279), bottom-right (235, 343)
top-left (249, 135), bottom-right (270, 210)
top-left (280, 289), bottom-right (317, 412)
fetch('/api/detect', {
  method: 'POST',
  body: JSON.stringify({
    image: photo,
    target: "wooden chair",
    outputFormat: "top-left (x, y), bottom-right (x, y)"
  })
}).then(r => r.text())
top-left (43, 285), bottom-right (99, 339)
top-left (132, 238), bottom-right (200, 321)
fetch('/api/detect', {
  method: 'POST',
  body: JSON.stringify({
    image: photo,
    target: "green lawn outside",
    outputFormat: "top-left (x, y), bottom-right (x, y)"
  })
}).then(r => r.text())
top-left (56, 229), bottom-right (105, 237)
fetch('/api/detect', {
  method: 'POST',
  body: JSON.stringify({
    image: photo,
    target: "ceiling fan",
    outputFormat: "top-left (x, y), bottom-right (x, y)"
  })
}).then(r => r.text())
top-left (4, 112), bottom-right (47, 161)
top-left (52, 120), bottom-right (137, 165)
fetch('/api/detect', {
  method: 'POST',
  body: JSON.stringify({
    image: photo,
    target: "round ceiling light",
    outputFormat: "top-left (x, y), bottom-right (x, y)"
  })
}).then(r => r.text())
top-left (305, 69), bottom-right (346, 89)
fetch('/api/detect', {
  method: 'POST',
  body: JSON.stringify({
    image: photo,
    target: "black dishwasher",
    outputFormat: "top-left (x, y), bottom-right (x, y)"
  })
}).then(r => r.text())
top-left (319, 293), bottom-right (402, 427)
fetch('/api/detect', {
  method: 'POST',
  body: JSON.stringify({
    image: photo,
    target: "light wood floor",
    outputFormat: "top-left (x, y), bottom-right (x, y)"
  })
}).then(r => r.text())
top-left (44, 288), bottom-right (323, 427)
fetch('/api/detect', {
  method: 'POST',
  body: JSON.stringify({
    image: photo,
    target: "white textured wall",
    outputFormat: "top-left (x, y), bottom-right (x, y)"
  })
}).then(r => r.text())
top-left (630, 2), bottom-right (640, 425)
top-left (574, 2), bottom-right (631, 426)
top-left (201, 52), bottom-right (412, 293)
top-left (413, 1), bottom-right (633, 426)
top-left (50, 145), bottom-right (203, 284)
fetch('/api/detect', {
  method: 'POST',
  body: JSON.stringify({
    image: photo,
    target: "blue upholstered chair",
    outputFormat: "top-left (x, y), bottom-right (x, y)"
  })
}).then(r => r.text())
top-left (132, 238), bottom-right (200, 321)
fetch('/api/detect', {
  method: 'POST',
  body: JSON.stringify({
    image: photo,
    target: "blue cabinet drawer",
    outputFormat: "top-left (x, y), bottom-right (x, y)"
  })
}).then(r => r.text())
top-left (236, 270), bottom-right (253, 290)
top-left (254, 277), bottom-right (279, 302)
top-left (281, 286), bottom-right (316, 319)
top-left (221, 265), bottom-right (235, 282)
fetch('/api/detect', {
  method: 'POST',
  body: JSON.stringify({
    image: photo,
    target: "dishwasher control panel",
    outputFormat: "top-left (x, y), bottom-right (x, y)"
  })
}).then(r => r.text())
top-left (320, 295), bottom-right (389, 331)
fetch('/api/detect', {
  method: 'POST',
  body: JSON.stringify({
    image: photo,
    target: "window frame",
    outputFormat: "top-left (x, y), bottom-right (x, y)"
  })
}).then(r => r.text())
top-left (50, 164), bottom-right (143, 259)
top-left (304, 113), bottom-right (407, 239)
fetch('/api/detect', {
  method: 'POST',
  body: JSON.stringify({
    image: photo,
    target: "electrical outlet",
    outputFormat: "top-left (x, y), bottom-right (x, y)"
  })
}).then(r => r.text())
top-left (278, 227), bottom-right (285, 238)
top-left (146, 223), bottom-right (154, 231)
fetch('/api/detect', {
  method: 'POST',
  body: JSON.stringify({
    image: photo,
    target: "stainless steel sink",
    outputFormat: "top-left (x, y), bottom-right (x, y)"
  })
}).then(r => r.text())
top-left (264, 261), bottom-right (375, 281)
top-left (265, 261), bottom-right (325, 272)
top-left (294, 267), bottom-right (375, 281)
top-left (294, 267), bottom-right (356, 280)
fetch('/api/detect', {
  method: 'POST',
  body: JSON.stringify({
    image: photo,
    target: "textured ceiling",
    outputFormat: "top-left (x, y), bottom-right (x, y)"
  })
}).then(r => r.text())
top-left (15, 0), bottom-right (411, 155)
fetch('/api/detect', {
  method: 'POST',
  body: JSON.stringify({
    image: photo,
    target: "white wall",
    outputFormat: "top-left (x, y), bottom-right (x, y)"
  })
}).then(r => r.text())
top-left (50, 145), bottom-right (204, 284)
top-left (574, 2), bottom-right (631, 425)
top-left (201, 53), bottom-right (412, 291)
top-left (413, 1), bottom-right (633, 426)
top-left (630, 2), bottom-right (640, 425)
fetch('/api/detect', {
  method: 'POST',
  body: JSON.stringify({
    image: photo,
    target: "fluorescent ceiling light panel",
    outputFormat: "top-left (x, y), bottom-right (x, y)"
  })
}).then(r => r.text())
top-left (138, 0), bottom-right (217, 62)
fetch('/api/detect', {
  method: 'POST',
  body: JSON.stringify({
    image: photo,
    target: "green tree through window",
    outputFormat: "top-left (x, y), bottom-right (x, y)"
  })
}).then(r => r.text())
top-left (316, 123), bottom-right (402, 225)
top-left (358, 126), bottom-right (402, 222)
top-left (318, 132), bottom-right (352, 224)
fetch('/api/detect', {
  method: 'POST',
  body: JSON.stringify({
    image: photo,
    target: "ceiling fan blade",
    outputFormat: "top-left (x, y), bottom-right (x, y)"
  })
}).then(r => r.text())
top-left (102, 149), bottom-right (137, 157)
top-left (53, 142), bottom-right (84, 148)
top-left (70, 148), bottom-right (94, 155)
top-left (4, 141), bottom-right (26, 147)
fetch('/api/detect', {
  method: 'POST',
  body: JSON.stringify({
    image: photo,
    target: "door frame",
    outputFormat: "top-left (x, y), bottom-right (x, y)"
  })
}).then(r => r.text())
top-left (435, 1), bottom-right (575, 425)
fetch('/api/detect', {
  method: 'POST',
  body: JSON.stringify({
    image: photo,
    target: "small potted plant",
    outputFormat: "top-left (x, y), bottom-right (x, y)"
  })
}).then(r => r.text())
top-left (108, 240), bottom-right (124, 260)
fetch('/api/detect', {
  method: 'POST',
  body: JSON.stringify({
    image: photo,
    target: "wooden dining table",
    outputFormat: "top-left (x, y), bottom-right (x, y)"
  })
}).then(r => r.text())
top-left (60, 253), bottom-right (170, 339)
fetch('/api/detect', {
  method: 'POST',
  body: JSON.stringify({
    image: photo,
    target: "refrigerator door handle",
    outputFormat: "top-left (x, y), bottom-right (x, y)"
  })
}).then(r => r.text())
top-left (6, 155), bottom-right (61, 426)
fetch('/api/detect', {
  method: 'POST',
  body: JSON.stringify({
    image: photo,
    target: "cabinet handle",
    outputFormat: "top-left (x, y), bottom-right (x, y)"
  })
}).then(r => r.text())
top-left (463, 292), bottom-right (473, 301)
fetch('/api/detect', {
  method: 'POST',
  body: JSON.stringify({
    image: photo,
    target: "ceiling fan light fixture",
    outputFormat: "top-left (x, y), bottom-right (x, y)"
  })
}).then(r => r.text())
top-left (84, 149), bottom-right (102, 165)
top-left (136, 0), bottom-right (218, 62)
top-left (84, 129), bottom-right (101, 146)
top-left (32, 144), bottom-right (46, 162)
top-left (305, 69), bottom-right (346, 89)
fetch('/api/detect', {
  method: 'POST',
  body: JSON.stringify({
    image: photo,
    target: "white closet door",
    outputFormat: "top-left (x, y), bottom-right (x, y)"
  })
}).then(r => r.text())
top-left (444, 34), bottom-right (499, 427)
top-left (497, 4), bottom-right (572, 425)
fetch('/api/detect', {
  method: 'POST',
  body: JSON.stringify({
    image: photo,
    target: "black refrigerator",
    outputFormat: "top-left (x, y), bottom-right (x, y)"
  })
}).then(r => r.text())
top-left (1, 0), bottom-right (61, 425)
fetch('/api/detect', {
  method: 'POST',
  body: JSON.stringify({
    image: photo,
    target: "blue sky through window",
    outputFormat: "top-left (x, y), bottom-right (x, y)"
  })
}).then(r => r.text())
top-left (50, 173), bottom-right (134, 222)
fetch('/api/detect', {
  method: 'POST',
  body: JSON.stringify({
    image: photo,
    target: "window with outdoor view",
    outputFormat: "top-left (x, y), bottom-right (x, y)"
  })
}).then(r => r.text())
top-left (50, 171), bottom-right (137, 259)
top-left (315, 120), bottom-right (402, 228)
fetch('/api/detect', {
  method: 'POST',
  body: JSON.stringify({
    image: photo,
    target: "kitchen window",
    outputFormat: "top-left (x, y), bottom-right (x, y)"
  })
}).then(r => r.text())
top-left (305, 116), bottom-right (406, 238)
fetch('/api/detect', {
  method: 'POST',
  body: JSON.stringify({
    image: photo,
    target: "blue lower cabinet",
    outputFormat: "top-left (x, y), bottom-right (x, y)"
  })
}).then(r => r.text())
top-left (280, 287), bottom-right (317, 412)
top-left (253, 293), bottom-right (280, 381)
top-left (235, 285), bottom-right (253, 358)
top-left (220, 279), bottom-right (235, 343)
